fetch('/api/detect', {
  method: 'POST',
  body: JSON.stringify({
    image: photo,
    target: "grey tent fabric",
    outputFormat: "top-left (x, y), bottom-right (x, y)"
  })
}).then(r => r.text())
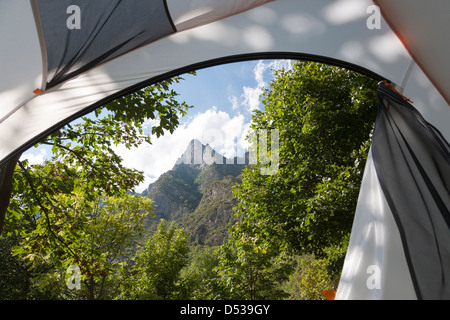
top-left (372, 83), bottom-right (450, 299)
top-left (34, 0), bottom-right (175, 89)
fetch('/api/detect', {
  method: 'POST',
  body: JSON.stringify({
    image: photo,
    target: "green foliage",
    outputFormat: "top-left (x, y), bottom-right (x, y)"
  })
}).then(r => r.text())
top-left (0, 237), bottom-right (33, 299)
top-left (214, 223), bottom-right (293, 300)
top-left (13, 193), bottom-right (153, 300)
top-left (179, 245), bottom-right (223, 300)
top-left (284, 255), bottom-right (337, 300)
top-left (119, 220), bottom-right (189, 300)
top-left (233, 61), bottom-right (377, 258)
top-left (5, 74), bottom-right (192, 231)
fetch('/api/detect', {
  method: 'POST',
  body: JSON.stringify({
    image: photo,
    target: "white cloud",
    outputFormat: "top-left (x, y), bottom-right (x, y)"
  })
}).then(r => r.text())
top-left (228, 94), bottom-right (239, 110)
top-left (20, 148), bottom-right (47, 165)
top-left (114, 109), bottom-right (251, 193)
top-left (242, 86), bottom-right (262, 112)
top-left (241, 60), bottom-right (292, 112)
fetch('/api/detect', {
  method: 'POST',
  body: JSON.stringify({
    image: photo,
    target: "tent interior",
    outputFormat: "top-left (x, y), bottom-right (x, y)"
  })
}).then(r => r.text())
top-left (0, 0), bottom-right (449, 300)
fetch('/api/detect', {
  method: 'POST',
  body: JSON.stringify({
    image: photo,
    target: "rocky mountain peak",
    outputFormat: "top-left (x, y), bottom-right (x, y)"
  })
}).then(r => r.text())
top-left (174, 139), bottom-right (250, 169)
top-left (142, 139), bottom-right (249, 245)
top-left (174, 139), bottom-right (228, 168)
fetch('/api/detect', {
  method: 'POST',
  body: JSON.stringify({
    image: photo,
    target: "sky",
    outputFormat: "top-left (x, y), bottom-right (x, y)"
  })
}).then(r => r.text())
top-left (21, 59), bottom-right (292, 193)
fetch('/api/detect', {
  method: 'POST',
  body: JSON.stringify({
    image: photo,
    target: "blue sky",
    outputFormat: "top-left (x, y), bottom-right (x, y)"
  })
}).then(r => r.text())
top-left (21, 59), bottom-right (291, 193)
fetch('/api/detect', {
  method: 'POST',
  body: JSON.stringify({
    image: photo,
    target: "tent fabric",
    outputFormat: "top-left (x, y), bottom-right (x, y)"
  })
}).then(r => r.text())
top-left (34, 0), bottom-right (176, 89)
top-left (3, 0), bottom-right (434, 165)
top-left (374, 0), bottom-right (450, 106)
top-left (372, 84), bottom-right (450, 299)
top-left (335, 148), bottom-right (417, 300)
top-left (336, 83), bottom-right (450, 300)
top-left (166, 0), bottom-right (275, 32)
top-left (32, 0), bottom-right (275, 89)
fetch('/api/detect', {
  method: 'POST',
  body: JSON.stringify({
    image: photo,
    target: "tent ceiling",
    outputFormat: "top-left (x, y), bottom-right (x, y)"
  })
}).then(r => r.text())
top-left (167, 0), bottom-right (274, 32)
top-left (375, 0), bottom-right (450, 105)
top-left (0, 0), bottom-right (448, 165)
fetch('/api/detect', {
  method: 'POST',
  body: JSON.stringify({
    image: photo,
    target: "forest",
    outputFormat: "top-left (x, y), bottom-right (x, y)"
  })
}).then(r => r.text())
top-left (0, 61), bottom-right (378, 300)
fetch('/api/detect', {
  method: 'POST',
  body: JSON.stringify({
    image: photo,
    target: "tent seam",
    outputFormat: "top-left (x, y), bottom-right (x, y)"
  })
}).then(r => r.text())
top-left (29, 0), bottom-right (48, 91)
top-left (163, 0), bottom-right (177, 32)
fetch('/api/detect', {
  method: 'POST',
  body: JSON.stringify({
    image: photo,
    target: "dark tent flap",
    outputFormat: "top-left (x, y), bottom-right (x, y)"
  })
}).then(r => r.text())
top-left (372, 83), bottom-right (450, 299)
top-left (35, 0), bottom-right (175, 89)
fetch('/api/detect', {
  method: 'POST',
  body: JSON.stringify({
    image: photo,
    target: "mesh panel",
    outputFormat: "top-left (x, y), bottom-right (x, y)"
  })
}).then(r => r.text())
top-left (372, 83), bottom-right (450, 299)
top-left (36, 0), bottom-right (175, 88)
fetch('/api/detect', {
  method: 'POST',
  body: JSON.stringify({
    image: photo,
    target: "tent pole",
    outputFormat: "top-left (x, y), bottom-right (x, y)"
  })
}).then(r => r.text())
top-left (0, 153), bottom-right (21, 236)
top-left (399, 60), bottom-right (416, 94)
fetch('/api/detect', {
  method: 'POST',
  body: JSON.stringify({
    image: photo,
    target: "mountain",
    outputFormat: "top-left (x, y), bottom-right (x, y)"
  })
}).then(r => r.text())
top-left (184, 175), bottom-right (241, 246)
top-left (141, 139), bottom-right (249, 246)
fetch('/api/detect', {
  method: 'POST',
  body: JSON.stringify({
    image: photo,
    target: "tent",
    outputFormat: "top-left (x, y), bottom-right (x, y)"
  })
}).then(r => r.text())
top-left (0, 0), bottom-right (449, 299)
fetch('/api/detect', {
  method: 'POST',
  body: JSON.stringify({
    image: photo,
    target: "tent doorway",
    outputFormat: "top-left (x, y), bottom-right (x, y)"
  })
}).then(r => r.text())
top-left (1, 58), bottom-right (382, 300)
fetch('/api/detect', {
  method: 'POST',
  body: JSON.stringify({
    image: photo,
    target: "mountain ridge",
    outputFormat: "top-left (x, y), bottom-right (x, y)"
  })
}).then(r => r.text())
top-left (141, 139), bottom-right (249, 245)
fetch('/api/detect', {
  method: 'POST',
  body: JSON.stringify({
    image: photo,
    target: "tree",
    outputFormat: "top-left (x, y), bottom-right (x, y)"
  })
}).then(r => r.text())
top-left (284, 255), bottom-right (338, 300)
top-left (13, 193), bottom-right (153, 300)
top-left (233, 61), bottom-right (377, 258)
top-left (214, 223), bottom-right (293, 300)
top-left (179, 245), bottom-right (223, 300)
top-left (119, 219), bottom-right (189, 300)
top-left (0, 237), bottom-right (34, 299)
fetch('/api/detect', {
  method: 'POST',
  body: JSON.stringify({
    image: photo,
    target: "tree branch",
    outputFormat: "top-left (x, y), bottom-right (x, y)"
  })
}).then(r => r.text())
top-left (17, 161), bottom-right (77, 257)
top-left (40, 141), bottom-right (92, 166)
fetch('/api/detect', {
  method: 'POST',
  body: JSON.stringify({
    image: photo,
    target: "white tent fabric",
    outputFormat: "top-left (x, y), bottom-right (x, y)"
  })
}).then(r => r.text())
top-left (374, 0), bottom-right (450, 106)
top-left (167, 0), bottom-right (275, 32)
top-left (336, 149), bottom-right (417, 300)
top-left (4, 0), bottom-right (446, 164)
top-left (0, 0), bottom-right (449, 299)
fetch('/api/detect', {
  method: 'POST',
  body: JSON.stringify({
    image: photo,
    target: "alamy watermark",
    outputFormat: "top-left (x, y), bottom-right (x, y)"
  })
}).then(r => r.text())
top-left (366, 264), bottom-right (381, 290)
top-left (66, 5), bottom-right (81, 30)
top-left (366, 5), bottom-right (381, 30)
top-left (176, 128), bottom-right (279, 176)
top-left (66, 265), bottom-right (81, 290)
